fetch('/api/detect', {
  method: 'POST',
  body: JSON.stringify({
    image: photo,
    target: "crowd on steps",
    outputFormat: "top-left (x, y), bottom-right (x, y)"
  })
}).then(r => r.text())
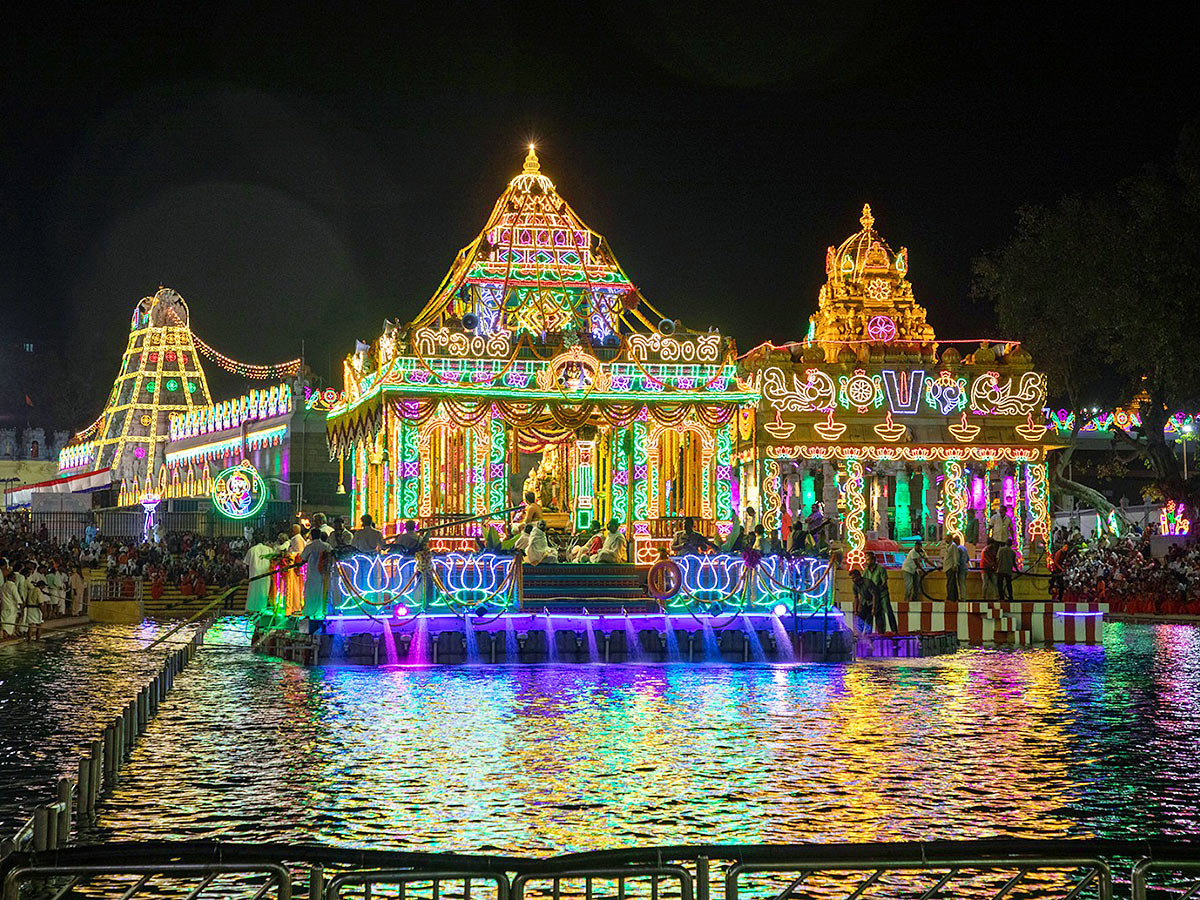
top-left (1056, 529), bottom-right (1200, 615)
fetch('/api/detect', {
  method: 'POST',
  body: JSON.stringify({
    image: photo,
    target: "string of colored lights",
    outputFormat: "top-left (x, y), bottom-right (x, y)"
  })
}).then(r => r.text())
top-left (162, 304), bottom-right (299, 379)
top-left (738, 338), bottom-right (1027, 360)
top-left (943, 459), bottom-right (969, 540)
top-left (841, 458), bottom-right (867, 568)
top-left (192, 334), bottom-right (302, 379)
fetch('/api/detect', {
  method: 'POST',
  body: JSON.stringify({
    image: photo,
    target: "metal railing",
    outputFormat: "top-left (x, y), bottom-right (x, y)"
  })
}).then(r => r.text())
top-left (724, 851), bottom-right (1111, 900)
top-left (326, 870), bottom-right (508, 900)
top-left (1131, 859), bottom-right (1200, 900)
top-left (5, 841), bottom-right (1199, 900)
top-left (5, 503), bottom-right (296, 543)
top-left (3, 862), bottom-right (291, 900)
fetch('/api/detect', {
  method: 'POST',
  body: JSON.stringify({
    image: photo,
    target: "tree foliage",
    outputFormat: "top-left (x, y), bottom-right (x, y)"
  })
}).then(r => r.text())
top-left (973, 124), bottom-right (1200, 513)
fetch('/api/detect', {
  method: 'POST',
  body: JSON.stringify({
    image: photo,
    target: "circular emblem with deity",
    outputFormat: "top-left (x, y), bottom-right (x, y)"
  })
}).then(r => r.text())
top-left (211, 460), bottom-right (267, 520)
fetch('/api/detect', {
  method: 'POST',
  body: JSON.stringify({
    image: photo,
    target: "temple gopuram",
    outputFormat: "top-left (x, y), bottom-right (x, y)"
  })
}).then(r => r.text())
top-left (305, 155), bottom-right (1098, 661)
top-left (326, 147), bottom-right (757, 561)
top-left (737, 204), bottom-right (1052, 566)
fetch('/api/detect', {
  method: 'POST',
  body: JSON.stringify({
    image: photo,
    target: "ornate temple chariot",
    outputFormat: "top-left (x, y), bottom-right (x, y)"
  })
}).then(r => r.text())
top-left (326, 148), bottom-right (757, 563)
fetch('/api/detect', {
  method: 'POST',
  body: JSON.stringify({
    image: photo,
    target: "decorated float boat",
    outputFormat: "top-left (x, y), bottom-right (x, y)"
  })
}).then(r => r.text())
top-left (256, 151), bottom-right (1101, 665)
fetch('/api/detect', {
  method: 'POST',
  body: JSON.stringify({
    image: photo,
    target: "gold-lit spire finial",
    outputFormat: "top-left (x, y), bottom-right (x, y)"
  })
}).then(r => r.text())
top-left (860, 203), bottom-right (874, 230)
top-left (523, 144), bottom-right (541, 175)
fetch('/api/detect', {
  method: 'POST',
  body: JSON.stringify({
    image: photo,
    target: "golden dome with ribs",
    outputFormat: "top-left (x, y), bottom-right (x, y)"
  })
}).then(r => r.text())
top-left (808, 204), bottom-right (936, 360)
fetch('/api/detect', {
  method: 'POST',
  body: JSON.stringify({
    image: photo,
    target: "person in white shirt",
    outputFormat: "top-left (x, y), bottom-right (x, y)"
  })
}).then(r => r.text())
top-left (352, 515), bottom-right (384, 553)
top-left (942, 535), bottom-right (961, 602)
top-left (900, 541), bottom-right (927, 602)
top-left (243, 535), bottom-right (277, 616)
top-left (69, 567), bottom-right (87, 616)
top-left (313, 512), bottom-right (335, 541)
top-left (0, 560), bottom-right (19, 638)
top-left (989, 506), bottom-right (1014, 544)
top-left (299, 527), bottom-right (332, 620)
top-left (47, 565), bottom-right (67, 616)
top-left (287, 524), bottom-right (307, 556)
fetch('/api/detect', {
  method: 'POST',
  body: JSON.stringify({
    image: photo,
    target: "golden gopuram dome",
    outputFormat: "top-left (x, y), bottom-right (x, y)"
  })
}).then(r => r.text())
top-left (808, 204), bottom-right (936, 362)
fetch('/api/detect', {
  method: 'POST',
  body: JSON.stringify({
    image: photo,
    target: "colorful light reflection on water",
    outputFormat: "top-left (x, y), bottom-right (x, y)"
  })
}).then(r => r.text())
top-left (66, 619), bottom-right (1200, 853)
top-left (0, 620), bottom-right (201, 833)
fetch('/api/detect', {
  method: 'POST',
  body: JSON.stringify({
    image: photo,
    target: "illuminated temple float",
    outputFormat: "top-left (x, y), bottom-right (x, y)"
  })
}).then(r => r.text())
top-left (737, 205), bottom-right (1102, 645)
top-left (313, 148), bottom-right (848, 663)
top-left (300, 159), bottom-right (1100, 665)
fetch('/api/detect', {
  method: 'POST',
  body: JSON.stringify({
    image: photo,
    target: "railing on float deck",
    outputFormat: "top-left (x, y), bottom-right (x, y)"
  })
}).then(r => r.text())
top-left (5, 840), bottom-right (1200, 900)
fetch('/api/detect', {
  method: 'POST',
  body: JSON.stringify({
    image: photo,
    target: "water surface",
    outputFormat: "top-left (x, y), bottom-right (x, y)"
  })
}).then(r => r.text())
top-left (65, 620), bottom-right (1200, 853)
top-left (0, 621), bottom-right (199, 833)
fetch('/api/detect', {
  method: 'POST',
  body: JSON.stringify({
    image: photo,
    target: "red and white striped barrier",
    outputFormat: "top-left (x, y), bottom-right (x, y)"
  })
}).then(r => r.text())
top-left (838, 599), bottom-right (1106, 645)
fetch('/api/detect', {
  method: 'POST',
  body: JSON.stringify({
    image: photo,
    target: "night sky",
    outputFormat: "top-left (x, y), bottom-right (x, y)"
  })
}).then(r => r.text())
top-left (3, 2), bottom-right (1198, 419)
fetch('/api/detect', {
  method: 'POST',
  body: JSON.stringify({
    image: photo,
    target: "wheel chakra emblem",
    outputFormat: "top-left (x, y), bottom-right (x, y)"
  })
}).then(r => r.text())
top-left (212, 460), bottom-right (267, 520)
top-left (845, 373), bottom-right (876, 407)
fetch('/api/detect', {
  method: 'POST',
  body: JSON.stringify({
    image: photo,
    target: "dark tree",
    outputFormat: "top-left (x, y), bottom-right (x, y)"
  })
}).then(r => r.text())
top-left (974, 125), bottom-right (1200, 521)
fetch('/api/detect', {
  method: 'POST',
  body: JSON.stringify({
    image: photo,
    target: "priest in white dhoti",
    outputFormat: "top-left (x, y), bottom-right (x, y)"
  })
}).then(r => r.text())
top-left (299, 527), bottom-right (332, 620)
top-left (243, 534), bottom-right (277, 616)
top-left (591, 520), bottom-right (627, 564)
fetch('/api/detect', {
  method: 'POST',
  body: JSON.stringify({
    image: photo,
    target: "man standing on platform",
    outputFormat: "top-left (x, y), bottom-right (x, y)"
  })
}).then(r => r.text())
top-left (901, 541), bottom-right (927, 603)
top-left (942, 534), bottom-right (961, 602)
top-left (332, 517), bottom-right (355, 549)
top-left (863, 552), bottom-right (898, 633)
top-left (996, 540), bottom-right (1016, 602)
top-left (980, 539), bottom-right (999, 600)
top-left (243, 532), bottom-right (276, 618)
top-left (353, 514), bottom-right (384, 553)
top-left (989, 505), bottom-right (1015, 545)
top-left (299, 526), bottom-right (332, 620)
top-left (0, 559), bottom-right (19, 638)
top-left (804, 502), bottom-right (827, 550)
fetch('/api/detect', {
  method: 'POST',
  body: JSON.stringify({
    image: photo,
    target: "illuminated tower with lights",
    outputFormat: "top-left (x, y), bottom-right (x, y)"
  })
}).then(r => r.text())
top-left (809, 204), bottom-right (937, 361)
top-left (410, 144), bottom-right (660, 338)
top-left (62, 287), bottom-right (213, 491)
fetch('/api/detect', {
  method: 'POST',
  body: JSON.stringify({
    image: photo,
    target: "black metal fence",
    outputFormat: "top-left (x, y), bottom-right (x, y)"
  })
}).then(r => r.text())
top-left (5, 839), bottom-right (1200, 900)
top-left (5, 501), bottom-right (297, 544)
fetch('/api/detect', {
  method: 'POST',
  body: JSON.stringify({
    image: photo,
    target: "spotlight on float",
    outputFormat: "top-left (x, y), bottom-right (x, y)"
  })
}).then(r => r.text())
top-left (461, 313), bottom-right (479, 331)
top-left (474, 604), bottom-right (488, 618)
top-left (394, 604), bottom-right (409, 619)
top-left (773, 603), bottom-right (788, 617)
top-left (658, 318), bottom-right (676, 336)
top-left (707, 601), bottom-right (723, 617)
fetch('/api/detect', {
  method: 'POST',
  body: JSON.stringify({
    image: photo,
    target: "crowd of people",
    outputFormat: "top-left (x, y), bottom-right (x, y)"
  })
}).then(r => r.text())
top-left (0, 524), bottom-right (89, 640)
top-left (1054, 529), bottom-right (1200, 615)
top-left (9, 493), bottom-right (1200, 636)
